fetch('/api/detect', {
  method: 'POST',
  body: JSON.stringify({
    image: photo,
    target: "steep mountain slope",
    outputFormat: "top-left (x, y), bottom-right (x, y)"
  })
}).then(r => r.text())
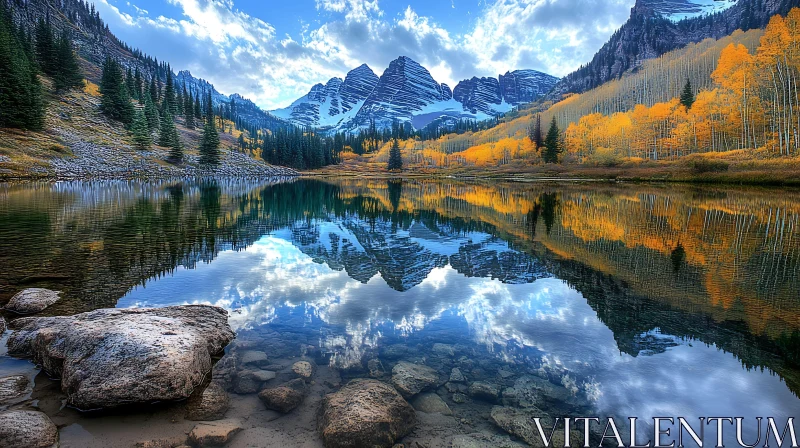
top-left (5, 0), bottom-right (286, 132)
top-left (274, 57), bottom-right (558, 132)
top-left (271, 64), bottom-right (379, 128)
top-left (551, 0), bottom-right (797, 98)
top-left (350, 56), bottom-right (456, 130)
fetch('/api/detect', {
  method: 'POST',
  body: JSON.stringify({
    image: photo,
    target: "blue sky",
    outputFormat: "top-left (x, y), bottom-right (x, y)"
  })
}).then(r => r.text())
top-left (94, 0), bottom-right (635, 109)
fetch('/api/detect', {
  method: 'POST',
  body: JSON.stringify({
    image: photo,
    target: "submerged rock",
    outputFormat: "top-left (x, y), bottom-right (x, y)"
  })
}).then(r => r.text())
top-left (468, 381), bottom-right (500, 403)
top-left (292, 360), bottom-right (315, 379)
top-left (231, 369), bottom-right (276, 394)
top-left (4, 289), bottom-right (60, 314)
top-left (411, 393), bottom-right (452, 415)
top-left (185, 383), bottom-right (230, 421)
top-left (391, 361), bottom-right (439, 398)
top-left (502, 375), bottom-right (570, 408)
top-left (187, 419), bottom-right (243, 447)
top-left (452, 392), bottom-right (469, 404)
top-left (0, 410), bottom-right (59, 448)
top-left (0, 375), bottom-right (30, 403)
top-left (319, 379), bottom-right (415, 448)
top-left (368, 358), bottom-right (386, 378)
top-left (449, 432), bottom-right (527, 448)
top-left (432, 343), bottom-right (455, 357)
top-left (7, 305), bottom-right (234, 410)
top-left (449, 367), bottom-right (466, 383)
top-left (258, 378), bottom-right (307, 413)
top-left (490, 406), bottom-right (583, 447)
top-left (238, 350), bottom-right (269, 367)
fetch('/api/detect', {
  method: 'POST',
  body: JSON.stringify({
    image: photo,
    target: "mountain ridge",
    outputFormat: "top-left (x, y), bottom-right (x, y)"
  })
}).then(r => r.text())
top-left (272, 56), bottom-right (559, 132)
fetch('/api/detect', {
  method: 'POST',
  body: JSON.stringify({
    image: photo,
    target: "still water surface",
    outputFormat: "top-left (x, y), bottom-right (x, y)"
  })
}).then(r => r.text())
top-left (1, 178), bottom-right (799, 447)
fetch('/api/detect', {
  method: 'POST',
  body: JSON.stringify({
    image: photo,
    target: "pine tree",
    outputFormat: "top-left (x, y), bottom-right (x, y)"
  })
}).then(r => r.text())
top-left (0, 3), bottom-right (44, 130)
top-left (163, 67), bottom-right (177, 116)
top-left (199, 92), bottom-right (220, 166)
top-left (543, 117), bottom-right (561, 164)
top-left (680, 78), bottom-right (695, 109)
top-left (532, 114), bottom-right (544, 149)
top-left (99, 57), bottom-right (134, 125)
top-left (184, 87), bottom-right (195, 129)
top-left (159, 110), bottom-right (182, 162)
top-left (149, 75), bottom-right (158, 105)
top-left (133, 67), bottom-right (142, 100)
top-left (34, 18), bottom-right (56, 76)
top-left (194, 92), bottom-right (202, 120)
top-left (143, 88), bottom-right (159, 130)
top-left (387, 138), bottom-right (403, 171)
top-left (130, 110), bottom-right (151, 150)
top-left (53, 30), bottom-right (83, 92)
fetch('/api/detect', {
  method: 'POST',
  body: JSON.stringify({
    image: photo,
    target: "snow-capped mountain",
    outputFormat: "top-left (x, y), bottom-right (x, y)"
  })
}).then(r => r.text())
top-left (285, 217), bottom-right (550, 292)
top-left (271, 56), bottom-right (559, 132)
top-left (271, 64), bottom-right (379, 128)
top-left (638, 0), bottom-right (738, 21)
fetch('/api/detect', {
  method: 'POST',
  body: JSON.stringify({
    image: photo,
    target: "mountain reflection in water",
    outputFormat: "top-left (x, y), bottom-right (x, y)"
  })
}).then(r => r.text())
top-left (1, 178), bottom-right (799, 445)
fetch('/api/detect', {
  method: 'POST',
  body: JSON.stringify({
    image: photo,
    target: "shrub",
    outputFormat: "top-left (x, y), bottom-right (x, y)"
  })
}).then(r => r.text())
top-left (688, 158), bottom-right (730, 173)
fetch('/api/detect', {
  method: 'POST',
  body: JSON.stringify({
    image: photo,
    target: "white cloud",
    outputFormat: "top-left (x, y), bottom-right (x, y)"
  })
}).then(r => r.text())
top-left (95, 0), bottom-right (634, 110)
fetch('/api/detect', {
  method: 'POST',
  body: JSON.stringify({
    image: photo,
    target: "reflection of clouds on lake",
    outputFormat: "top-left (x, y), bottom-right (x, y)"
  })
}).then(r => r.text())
top-left (119, 232), bottom-right (800, 444)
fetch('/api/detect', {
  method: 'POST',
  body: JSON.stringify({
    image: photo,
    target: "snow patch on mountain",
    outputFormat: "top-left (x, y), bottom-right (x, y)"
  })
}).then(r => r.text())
top-left (640, 0), bottom-right (739, 21)
top-left (271, 56), bottom-right (559, 133)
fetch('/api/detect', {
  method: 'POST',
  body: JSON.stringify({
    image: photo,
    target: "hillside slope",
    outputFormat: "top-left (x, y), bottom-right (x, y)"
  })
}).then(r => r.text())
top-left (551, 0), bottom-right (796, 98)
top-left (0, 80), bottom-right (295, 179)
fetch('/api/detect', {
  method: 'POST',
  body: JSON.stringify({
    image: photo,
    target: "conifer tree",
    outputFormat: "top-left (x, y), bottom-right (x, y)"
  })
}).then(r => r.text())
top-left (199, 92), bottom-right (220, 166)
top-left (34, 18), bottom-right (56, 76)
top-left (532, 114), bottom-right (544, 148)
top-left (53, 30), bottom-right (83, 92)
top-left (133, 67), bottom-right (142, 100)
top-left (143, 87), bottom-right (159, 130)
top-left (194, 92), bottom-right (202, 120)
top-left (163, 67), bottom-right (177, 116)
top-left (184, 86), bottom-right (195, 129)
top-left (387, 138), bottom-right (403, 171)
top-left (149, 75), bottom-right (158, 105)
top-left (159, 110), bottom-right (182, 162)
top-left (0, 3), bottom-right (44, 130)
top-left (680, 78), bottom-right (695, 109)
top-left (99, 57), bottom-right (134, 125)
top-left (543, 117), bottom-right (561, 163)
top-left (131, 110), bottom-right (151, 150)
top-left (125, 67), bottom-right (135, 97)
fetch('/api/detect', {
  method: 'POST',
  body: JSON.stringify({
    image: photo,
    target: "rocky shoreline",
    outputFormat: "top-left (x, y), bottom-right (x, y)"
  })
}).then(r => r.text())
top-left (1, 133), bottom-right (298, 181)
top-left (0, 287), bottom-right (595, 447)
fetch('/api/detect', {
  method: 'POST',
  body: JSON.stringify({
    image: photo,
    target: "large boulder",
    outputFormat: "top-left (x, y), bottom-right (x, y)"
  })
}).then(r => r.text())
top-left (391, 361), bottom-right (439, 398)
top-left (258, 378), bottom-right (307, 413)
top-left (7, 305), bottom-right (234, 410)
top-left (318, 379), bottom-right (415, 448)
top-left (4, 289), bottom-right (60, 314)
top-left (0, 410), bottom-right (59, 448)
